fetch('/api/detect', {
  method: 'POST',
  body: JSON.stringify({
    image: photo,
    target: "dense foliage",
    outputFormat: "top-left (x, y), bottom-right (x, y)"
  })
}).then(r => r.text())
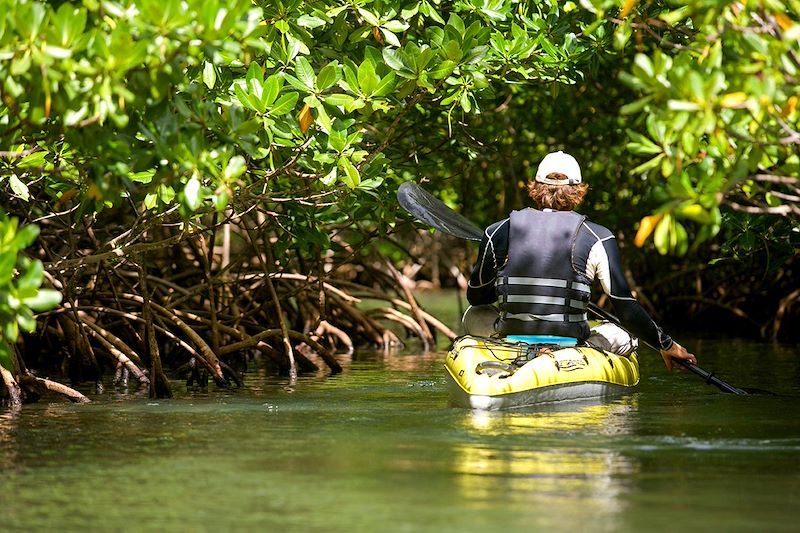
top-left (0, 0), bottom-right (797, 404)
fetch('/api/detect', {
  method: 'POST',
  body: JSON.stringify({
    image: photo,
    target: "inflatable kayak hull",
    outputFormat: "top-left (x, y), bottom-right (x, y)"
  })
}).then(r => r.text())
top-left (445, 336), bottom-right (640, 410)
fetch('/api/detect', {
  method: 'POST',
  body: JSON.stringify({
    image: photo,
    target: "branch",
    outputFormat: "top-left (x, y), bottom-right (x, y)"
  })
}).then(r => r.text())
top-left (725, 201), bottom-right (798, 215)
top-left (44, 231), bottom-right (187, 271)
top-left (0, 146), bottom-right (41, 159)
top-left (38, 377), bottom-right (91, 403)
top-left (753, 174), bottom-right (799, 186)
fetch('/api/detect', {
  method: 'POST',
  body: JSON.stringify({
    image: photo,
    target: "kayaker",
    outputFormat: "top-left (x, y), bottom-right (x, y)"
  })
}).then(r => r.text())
top-left (466, 151), bottom-right (697, 371)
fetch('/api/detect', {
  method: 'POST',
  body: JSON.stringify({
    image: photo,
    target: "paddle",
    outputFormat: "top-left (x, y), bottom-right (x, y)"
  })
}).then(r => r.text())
top-left (585, 302), bottom-right (748, 394)
top-left (397, 181), bottom-right (753, 395)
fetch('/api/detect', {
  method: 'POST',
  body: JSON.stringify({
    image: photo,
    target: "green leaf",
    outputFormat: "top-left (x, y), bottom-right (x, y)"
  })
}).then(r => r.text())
top-left (284, 74), bottom-right (310, 92)
top-left (653, 214), bottom-right (671, 255)
top-left (23, 288), bottom-right (62, 311)
top-left (17, 306), bottom-right (36, 333)
top-left (667, 100), bottom-right (702, 111)
top-left (316, 62), bottom-right (340, 91)
top-left (382, 48), bottom-right (406, 71)
top-left (321, 166), bottom-right (337, 186)
top-left (460, 91), bottom-right (472, 112)
top-left (0, 252), bottom-right (15, 284)
top-left (428, 60), bottom-right (455, 80)
top-left (224, 156), bottom-right (247, 181)
top-left (15, 2), bottom-right (47, 41)
top-left (234, 82), bottom-right (259, 112)
top-left (765, 192), bottom-right (781, 207)
top-left (295, 56), bottom-right (316, 90)
top-left (443, 40), bottom-right (463, 62)
top-left (372, 71), bottom-right (397, 97)
top-left (159, 185), bottom-right (176, 205)
top-left (65, 104), bottom-right (89, 126)
top-left (660, 6), bottom-right (691, 25)
top-left (324, 93), bottom-right (356, 107)
top-left (328, 126), bottom-right (347, 153)
top-left (341, 62), bottom-right (359, 93)
top-left (357, 59), bottom-right (379, 96)
top-left (247, 71), bottom-right (266, 113)
top-left (673, 221), bottom-right (689, 256)
top-left (129, 170), bottom-right (155, 184)
top-left (16, 259), bottom-right (43, 290)
top-left (356, 8), bottom-right (381, 27)
top-left (0, 342), bottom-right (13, 371)
top-left (381, 27), bottom-right (401, 47)
top-left (3, 319), bottom-right (19, 344)
top-left (676, 202), bottom-right (707, 223)
top-left (297, 15), bottom-right (326, 29)
top-left (246, 61), bottom-right (263, 84)
top-left (338, 156), bottom-right (360, 188)
top-left (51, 3), bottom-right (87, 46)
top-left (202, 62), bottom-right (216, 89)
top-left (9, 175), bottom-right (30, 201)
top-left (268, 92), bottom-right (299, 116)
top-left (540, 37), bottom-right (559, 57)
top-left (620, 96), bottom-right (652, 115)
top-left (19, 150), bottom-right (47, 170)
top-left (631, 153), bottom-right (665, 175)
top-left (633, 54), bottom-right (654, 79)
top-left (626, 130), bottom-right (662, 155)
top-left (383, 20), bottom-right (409, 33)
top-left (184, 175), bottom-right (202, 211)
top-left (144, 193), bottom-right (158, 210)
top-left (313, 99), bottom-right (333, 133)
top-left (688, 71), bottom-right (705, 101)
top-left (212, 189), bottom-right (230, 212)
top-left (261, 75), bottom-right (280, 107)
top-left (12, 224), bottom-right (39, 250)
top-left (44, 45), bottom-right (72, 59)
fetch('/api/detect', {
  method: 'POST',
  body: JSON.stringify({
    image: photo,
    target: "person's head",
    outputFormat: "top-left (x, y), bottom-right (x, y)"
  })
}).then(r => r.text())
top-left (527, 151), bottom-right (589, 211)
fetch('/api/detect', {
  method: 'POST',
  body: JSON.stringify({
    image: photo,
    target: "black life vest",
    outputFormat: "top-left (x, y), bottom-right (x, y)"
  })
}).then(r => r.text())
top-left (495, 209), bottom-right (591, 340)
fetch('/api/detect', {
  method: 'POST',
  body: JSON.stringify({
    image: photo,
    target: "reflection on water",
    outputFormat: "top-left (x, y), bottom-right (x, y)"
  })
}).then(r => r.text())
top-left (452, 399), bottom-right (639, 529)
top-left (463, 397), bottom-right (638, 434)
top-left (0, 407), bottom-right (20, 471)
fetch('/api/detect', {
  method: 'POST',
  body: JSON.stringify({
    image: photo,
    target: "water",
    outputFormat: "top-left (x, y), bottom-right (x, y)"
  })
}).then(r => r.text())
top-left (2, 338), bottom-right (799, 533)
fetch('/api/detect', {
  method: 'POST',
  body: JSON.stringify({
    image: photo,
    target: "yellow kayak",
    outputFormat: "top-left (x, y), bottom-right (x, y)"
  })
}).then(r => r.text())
top-left (445, 336), bottom-right (640, 410)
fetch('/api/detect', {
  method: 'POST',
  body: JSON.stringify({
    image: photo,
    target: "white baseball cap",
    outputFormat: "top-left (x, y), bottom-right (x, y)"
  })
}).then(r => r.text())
top-left (534, 151), bottom-right (582, 185)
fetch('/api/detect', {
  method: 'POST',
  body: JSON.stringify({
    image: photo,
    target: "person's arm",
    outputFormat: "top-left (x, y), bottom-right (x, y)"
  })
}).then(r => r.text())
top-left (466, 219), bottom-right (508, 306)
top-left (586, 224), bottom-right (696, 370)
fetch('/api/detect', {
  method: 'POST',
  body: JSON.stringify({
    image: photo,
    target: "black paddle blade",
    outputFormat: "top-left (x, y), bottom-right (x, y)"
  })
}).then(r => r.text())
top-left (397, 182), bottom-right (483, 241)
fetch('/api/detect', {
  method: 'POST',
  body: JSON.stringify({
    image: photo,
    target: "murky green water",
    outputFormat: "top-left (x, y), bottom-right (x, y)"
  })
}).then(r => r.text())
top-left (2, 337), bottom-right (799, 533)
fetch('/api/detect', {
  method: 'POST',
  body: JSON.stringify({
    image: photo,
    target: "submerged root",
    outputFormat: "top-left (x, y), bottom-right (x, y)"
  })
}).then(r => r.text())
top-left (0, 365), bottom-right (22, 408)
top-left (36, 377), bottom-right (91, 404)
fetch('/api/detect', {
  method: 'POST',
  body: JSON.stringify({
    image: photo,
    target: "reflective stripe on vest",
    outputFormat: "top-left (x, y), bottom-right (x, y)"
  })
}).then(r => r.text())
top-left (503, 276), bottom-right (591, 294)
top-left (505, 295), bottom-right (589, 310)
top-left (505, 312), bottom-right (588, 323)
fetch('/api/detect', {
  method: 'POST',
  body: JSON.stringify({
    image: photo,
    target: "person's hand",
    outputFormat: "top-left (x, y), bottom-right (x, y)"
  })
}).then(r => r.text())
top-left (659, 342), bottom-right (697, 372)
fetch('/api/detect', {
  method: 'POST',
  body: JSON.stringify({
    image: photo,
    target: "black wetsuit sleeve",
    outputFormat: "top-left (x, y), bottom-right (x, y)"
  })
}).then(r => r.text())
top-left (466, 219), bottom-right (509, 306)
top-left (597, 234), bottom-right (675, 351)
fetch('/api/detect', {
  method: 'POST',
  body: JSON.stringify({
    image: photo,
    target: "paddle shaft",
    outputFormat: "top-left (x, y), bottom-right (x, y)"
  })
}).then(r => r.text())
top-left (398, 181), bottom-right (750, 395)
top-left (586, 301), bottom-right (748, 395)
